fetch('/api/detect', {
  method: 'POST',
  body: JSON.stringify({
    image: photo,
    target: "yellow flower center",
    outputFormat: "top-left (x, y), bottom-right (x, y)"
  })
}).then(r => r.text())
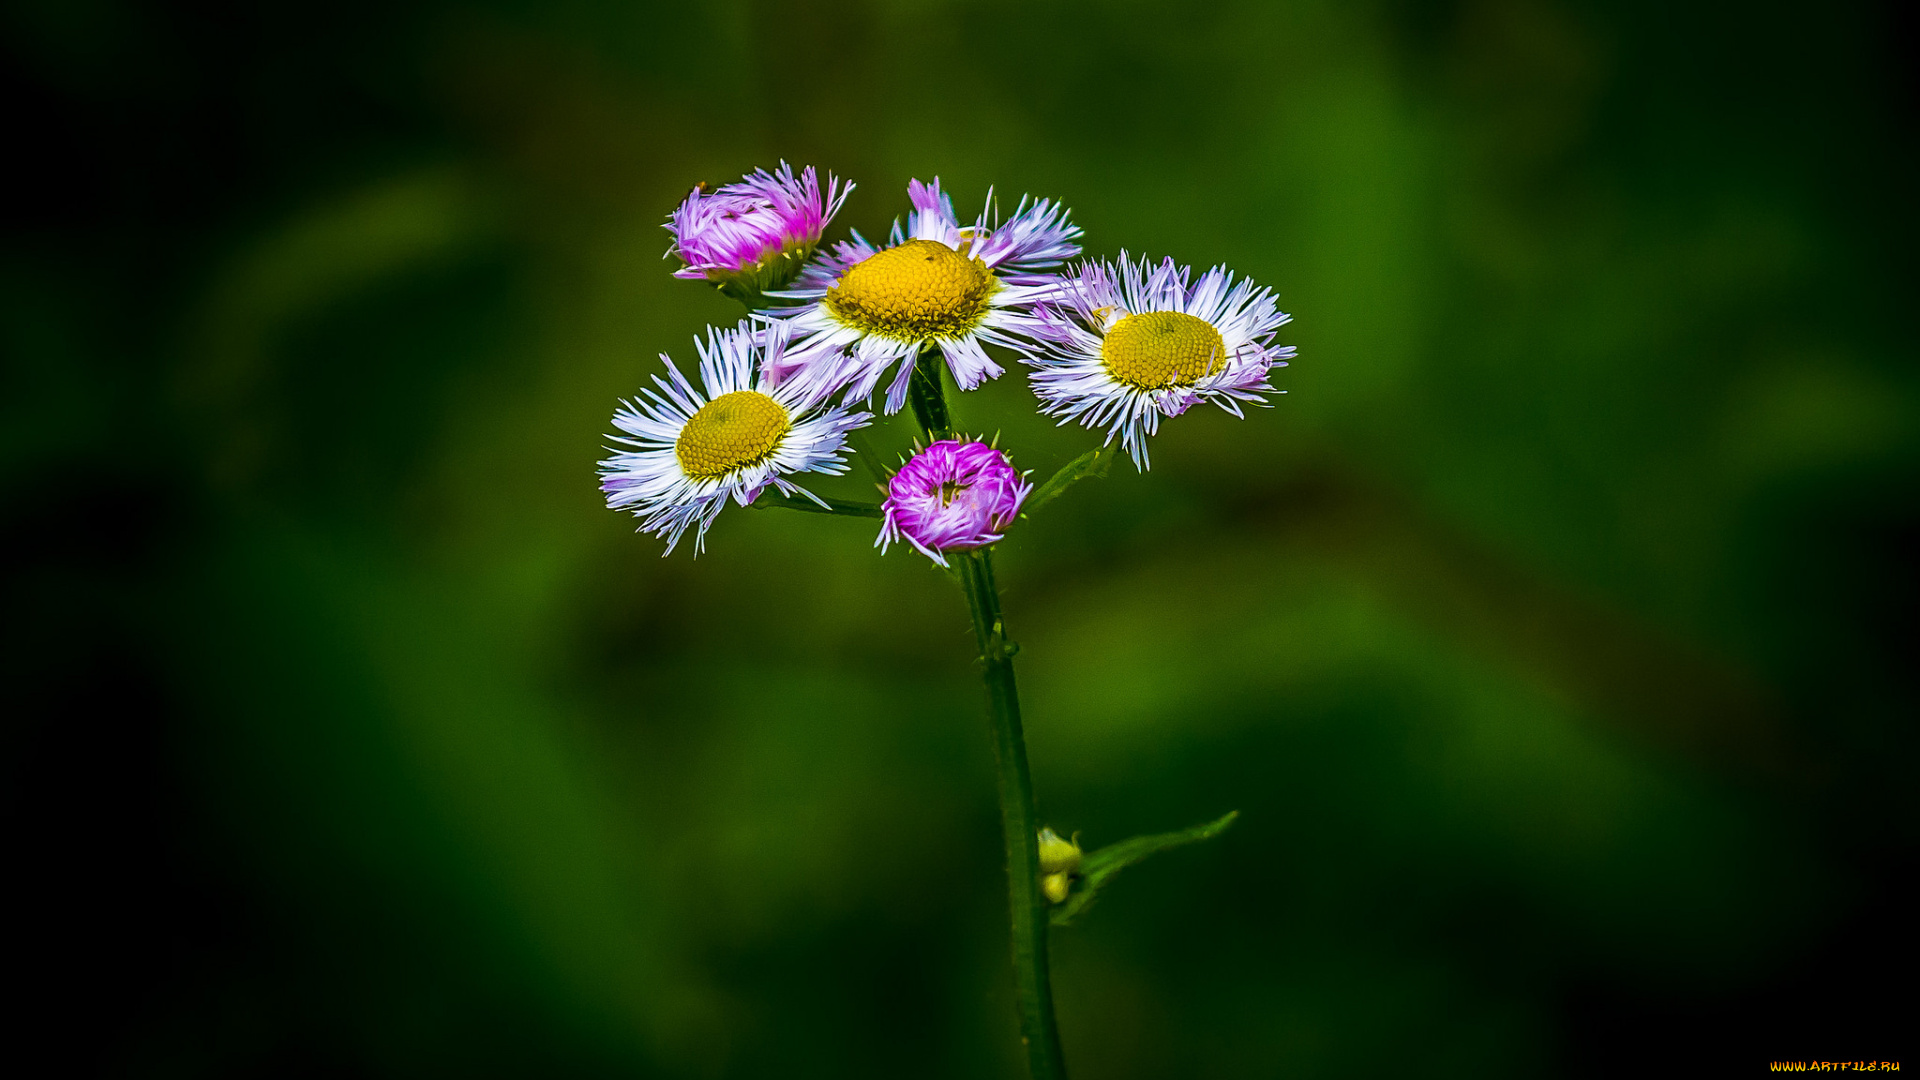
top-left (1100, 311), bottom-right (1229, 391)
top-left (674, 390), bottom-right (790, 480)
top-left (824, 238), bottom-right (998, 341)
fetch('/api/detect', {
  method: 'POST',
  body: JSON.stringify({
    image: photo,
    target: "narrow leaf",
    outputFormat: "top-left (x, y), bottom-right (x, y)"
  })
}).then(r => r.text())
top-left (1050, 810), bottom-right (1238, 927)
top-left (751, 492), bottom-right (883, 518)
top-left (1023, 443), bottom-right (1118, 516)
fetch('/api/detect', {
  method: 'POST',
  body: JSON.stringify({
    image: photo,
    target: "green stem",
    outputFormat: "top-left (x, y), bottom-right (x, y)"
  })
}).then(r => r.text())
top-left (955, 548), bottom-right (1067, 1080)
top-left (902, 347), bottom-right (1062, 1074)
top-left (846, 426), bottom-right (891, 486)
top-left (908, 345), bottom-right (953, 441)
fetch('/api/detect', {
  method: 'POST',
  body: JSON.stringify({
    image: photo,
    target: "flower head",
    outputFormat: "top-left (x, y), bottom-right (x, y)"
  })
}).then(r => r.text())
top-left (600, 320), bottom-right (868, 555)
top-left (877, 439), bottom-right (1032, 565)
top-left (666, 163), bottom-right (852, 298)
top-left (1025, 253), bottom-right (1293, 469)
top-left (763, 178), bottom-right (1081, 413)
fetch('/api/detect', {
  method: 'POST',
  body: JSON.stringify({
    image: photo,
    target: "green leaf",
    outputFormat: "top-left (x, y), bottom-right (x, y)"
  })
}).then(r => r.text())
top-left (750, 492), bottom-right (883, 518)
top-left (1049, 811), bottom-right (1238, 928)
top-left (1023, 443), bottom-right (1119, 516)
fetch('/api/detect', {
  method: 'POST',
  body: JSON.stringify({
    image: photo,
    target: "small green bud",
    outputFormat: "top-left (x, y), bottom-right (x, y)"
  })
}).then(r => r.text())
top-left (1038, 827), bottom-right (1082, 875)
top-left (1042, 871), bottom-right (1072, 904)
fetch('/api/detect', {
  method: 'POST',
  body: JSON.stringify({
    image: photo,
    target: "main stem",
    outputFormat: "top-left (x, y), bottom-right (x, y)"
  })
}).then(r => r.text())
top-left (956, 548), bottom-right (1067, 1080)
top-left (907, 343), bottom-right (1064, 1078)
top-left (908, 346), bottom-right (954, 440)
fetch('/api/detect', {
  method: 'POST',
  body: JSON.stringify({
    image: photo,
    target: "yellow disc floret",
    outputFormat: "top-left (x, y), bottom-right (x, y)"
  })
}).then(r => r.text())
top-left (675, 390), bottom-right (790, 480)
top-left (824, 238), bottom-right (998, 341)
top-left (1100, 310), bottom-right (1230, 391)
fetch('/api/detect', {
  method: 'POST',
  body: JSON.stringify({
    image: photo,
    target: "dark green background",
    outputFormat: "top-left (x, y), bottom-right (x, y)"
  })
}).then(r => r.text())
top-left (5, 0), bottom-right (1913, 1075)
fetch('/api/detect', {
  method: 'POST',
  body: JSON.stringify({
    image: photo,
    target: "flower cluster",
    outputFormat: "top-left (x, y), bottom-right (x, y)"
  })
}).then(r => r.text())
top-left (603, 163), bottom-right (1294, 560)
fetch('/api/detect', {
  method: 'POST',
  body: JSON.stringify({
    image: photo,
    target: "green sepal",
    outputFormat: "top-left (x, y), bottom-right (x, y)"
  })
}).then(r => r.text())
top-left (1023, 443), bottom-right (1119, 517)
top-left (1049, 810), bottom-right (1238, 928)
top-left (750, 492), bottom-right (883, 518)
top-left (705, 242), bottom-right (818, 310)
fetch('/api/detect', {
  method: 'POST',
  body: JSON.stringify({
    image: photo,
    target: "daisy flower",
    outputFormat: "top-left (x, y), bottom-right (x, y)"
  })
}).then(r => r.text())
top-left (600, 320), bottom-right (869, 555)
top-left (666, 163), bottom-right (852, 299)
top-left (762, 178), bottom-right (1081, 413)
top-left (877, 439), bottom-right (1033, 566)
top-left (1026, 252), bottom-right (1293, 469)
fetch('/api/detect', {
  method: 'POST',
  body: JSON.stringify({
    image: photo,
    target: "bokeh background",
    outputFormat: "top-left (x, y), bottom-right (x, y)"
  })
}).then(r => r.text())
top-left (6, 0), bottom-right (1915, 1075)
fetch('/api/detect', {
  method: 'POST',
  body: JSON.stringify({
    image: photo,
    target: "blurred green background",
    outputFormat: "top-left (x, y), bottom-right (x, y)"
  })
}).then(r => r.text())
top-left (5, 0), bottom-right (1914, 1075)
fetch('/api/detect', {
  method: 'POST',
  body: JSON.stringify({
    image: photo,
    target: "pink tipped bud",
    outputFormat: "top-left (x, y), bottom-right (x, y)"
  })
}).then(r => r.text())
top-left (876, 439), bottom-right (1031, 565)
top-left (665, 163), bottom-right (851, 301)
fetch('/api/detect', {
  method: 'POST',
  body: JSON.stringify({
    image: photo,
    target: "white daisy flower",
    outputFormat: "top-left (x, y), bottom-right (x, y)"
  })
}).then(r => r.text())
top-left (1025, 253), bottom-right (1294, 469)
top-left (599, 320), bottom-right (869, 555)
top-left (759, 177), bottom-right (1081, 413)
